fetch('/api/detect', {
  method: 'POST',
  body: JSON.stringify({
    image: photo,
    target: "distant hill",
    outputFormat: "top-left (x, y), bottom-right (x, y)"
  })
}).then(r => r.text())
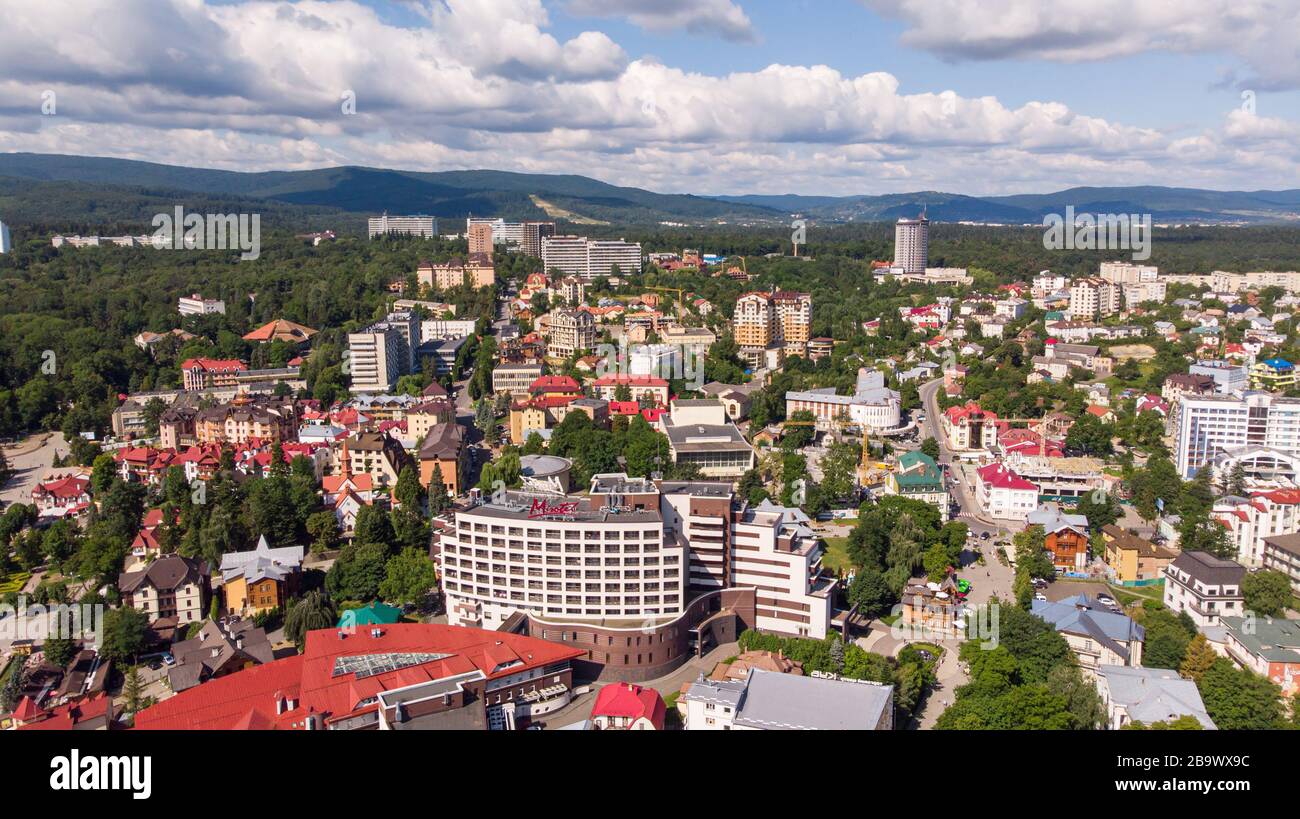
top-left (0, 153), bottom-right (782, 227)
top-left (2, 153), bottom-right (1299, 228)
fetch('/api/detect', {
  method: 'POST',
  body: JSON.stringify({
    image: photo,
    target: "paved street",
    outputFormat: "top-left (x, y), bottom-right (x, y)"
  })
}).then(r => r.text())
top-left (0, 432), bottom-right (67, 507)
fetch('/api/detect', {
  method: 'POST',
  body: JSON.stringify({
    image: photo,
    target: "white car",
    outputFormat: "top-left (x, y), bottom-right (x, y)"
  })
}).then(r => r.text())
top-left (1033, 593), bottom-right (1048, 602)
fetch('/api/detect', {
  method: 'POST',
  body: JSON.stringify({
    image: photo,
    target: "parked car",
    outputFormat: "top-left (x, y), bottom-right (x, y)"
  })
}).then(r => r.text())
top-left (162, 652), bottom-right (175, 666)
top-left (1033, 593), bottom-right (1048, 602)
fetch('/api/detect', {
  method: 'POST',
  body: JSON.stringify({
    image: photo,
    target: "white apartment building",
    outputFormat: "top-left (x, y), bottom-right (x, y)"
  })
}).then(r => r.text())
top-left (1122, 280), bottom-right (1167, 307)
top-left (660, 400), bottom-right (757, 479)
top-left (681, 669), bottom-right (894, 731)
top-left (492, 363), bottom-right (544, 397)
top-left (975, 462), bottom-right (1039, 521)
top-left (893, 214), bottom-right (928, 274)
top-left (1068, 278), bottom-right (1122, 320)
top-left (1213, 489), bottom-right (1300, 566)
top-left (542, 235), bottom-right (643, 279)
top-left (785, 368), bottom-right (901, 432)
top-left (1099, 261), bottom-right (1158, 285)
top-left (347, 312), bottom-right (418, 393)
top-left (177, 293), bottom-right (226, 316)
top-left (1174, 392), bottom-right (1300, 478)
top-left (546, 308), bottom-right (597, 359)
top-left (368, 213), bottom-right (437, 239)
top-left (0, 218), bottom-right (10, 254)
top-left (1163, 550), bottom-right (1246, 627)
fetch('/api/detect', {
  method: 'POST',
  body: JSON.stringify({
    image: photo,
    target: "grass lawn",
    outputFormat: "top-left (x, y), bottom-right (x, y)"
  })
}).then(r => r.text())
top-left (822, 537), bottom-right (850, 574)
top-left (0, 572), bottom-right (30, 595)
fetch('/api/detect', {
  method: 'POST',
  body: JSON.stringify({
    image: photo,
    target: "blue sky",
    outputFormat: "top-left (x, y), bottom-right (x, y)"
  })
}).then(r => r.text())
top-left (2, 0), bottom-right (1299, 196)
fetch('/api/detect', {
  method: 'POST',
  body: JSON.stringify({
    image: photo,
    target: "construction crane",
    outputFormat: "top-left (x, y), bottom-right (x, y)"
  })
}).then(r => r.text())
top-left (645, 285), bottom-right (685, 321)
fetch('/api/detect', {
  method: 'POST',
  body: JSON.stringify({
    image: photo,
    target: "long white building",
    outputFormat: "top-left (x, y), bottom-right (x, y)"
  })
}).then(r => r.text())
top-left (785, 368), bottom-right (901, 432)
top-left (368, 213), bottom-right (437, 239)
top-left (0, 218), bottom-right (10, 254)
top-left (542, 235), bottom-right (642, 279)
top-left (433, 474), bottom-right (836, 679)
top-left (1174, 391), bottom-right (1300, 479)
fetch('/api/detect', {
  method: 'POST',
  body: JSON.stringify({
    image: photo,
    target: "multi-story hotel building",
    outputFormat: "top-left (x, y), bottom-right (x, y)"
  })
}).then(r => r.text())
top-left (190, 394), bottom-right (298, 446)
top-left (520, 221), bottom-right (556, 257)
top-left (546, 308), bottom-right (597, 359)
top-left (893, 214), bottom-right (928, 274)
top-left (433, 474), bottom-right (835, 681)
top-left (1213, 488), bottom-right (1300, 566)
top-left (417, 254), bottom-right (495, 290)
top-left (1174, 391), bottom-right (1300, 478)
top-left (368, 213), bottom-right (437, 239)
top-left (1068, 277), bottom-right (1122, 320)
top-left (773, 291), bottom-right (812, 354)
top-left (178, 293), bottom-right (226, 316)
top-left (542, 236), bottom-right (642, 279)
top-left (785, 369), bottom-right (901, 432)
top-left (492, 363), bottom-right (545, 398)
top-left (347, 311), bottom-right (419, 393)
top-left (467, 221), bottom-right (494, 255)
top-left (180, 357), bottom-right (247, 391)
top-left (732, 292), bottom-right (774, 348)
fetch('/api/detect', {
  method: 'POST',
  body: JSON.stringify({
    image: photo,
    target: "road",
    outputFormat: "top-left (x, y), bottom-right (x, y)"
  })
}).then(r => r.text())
top-left (0, 432), bottom-right (67, 508)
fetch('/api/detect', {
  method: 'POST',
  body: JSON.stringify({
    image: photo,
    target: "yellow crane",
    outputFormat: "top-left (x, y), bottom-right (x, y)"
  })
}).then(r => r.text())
top-left (645, 285), bottom-right (685, 320)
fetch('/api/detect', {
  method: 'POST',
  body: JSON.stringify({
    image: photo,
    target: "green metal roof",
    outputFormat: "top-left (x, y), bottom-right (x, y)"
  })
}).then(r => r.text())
top-left (337, 601), bottom-right (404, 628)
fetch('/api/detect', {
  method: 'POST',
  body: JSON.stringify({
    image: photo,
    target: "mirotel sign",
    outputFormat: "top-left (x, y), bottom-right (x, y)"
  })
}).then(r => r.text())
top-left (528, 499), bottom-right (581, 519)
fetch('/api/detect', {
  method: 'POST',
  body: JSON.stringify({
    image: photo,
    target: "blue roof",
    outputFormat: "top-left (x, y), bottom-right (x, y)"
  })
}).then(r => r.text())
top-left (1032, 595), bottom-right (1145, 661)
top-left (1264, 358), bottom-right (1293, 371)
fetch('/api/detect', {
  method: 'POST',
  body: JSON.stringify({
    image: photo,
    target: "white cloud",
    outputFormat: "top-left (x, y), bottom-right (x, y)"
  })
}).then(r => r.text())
top-left (862, 0), bottom-right (1300, 90)
top-left (564, 0), bottom-right (757, 41)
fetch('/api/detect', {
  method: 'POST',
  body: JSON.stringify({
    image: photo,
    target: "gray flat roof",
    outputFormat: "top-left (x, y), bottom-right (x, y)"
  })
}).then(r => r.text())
top-left (732, 669), bottom-right (894, 731)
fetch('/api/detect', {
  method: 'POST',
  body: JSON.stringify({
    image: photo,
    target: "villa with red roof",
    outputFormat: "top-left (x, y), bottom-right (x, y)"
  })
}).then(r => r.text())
top-left (589, 682), bottom-right (666, 730)
top-left (31, 473), bottom-right (92, 522)
top-left (180, 358), bottom-right (247, 391)
top-left (940, 402), bottom-right (999, 451)
top-left (975, 462), bottom-right (1039, 521)
top-left (242, 318), bottom-right (318, 344)
top-left (528, 375), bottom-right (582, 399)
top-left (133, 624), bottom-right (584, 731)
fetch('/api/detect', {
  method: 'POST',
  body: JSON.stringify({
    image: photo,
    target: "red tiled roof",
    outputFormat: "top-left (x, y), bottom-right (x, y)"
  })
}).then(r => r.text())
top-left (134, 624), bottom-right (584, 731)
top-left (180, 358), bottom-right (247, 373)
top-left (591, 683), bottom-right (666, 729)
top-left (529, 375), bottom-right (581, 394)
top-left (976, 463), bottom-right (1037, 492)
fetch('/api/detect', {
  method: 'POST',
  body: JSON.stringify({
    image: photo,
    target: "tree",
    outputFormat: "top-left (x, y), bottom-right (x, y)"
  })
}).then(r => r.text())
top-left (1137, 607), bottom-right (1196, 670)
top-left (42, 634), bottom-right (77, 668)
top-left (428, 462), bottom-right (452, 514)
top-left (1074, 491), bottom-right (1120, 532)
top-left (1133, 455), bottom-right (1182, 522)
top-left (920, 437), bottom-right (940, 460)
top-left (285, 590), bottom-right (337, 651)
top-left (100, 606), bottom-right (149, 664)
top-left (1242, 570), bottom-right (1293, 617)
top-left (1197, 657), bottom-right (1285, 729)
top-left (1046, 664), bottom-right (1104, 729)
top-left (522, 432), bottom-right (545, 455)
top-left (306, 511), bottom-right (340, 553)
top-left (379, 547), bottom-right (439, 605)
top-left (847, 567), bottom-right (895, 618)
top-left (393, 465), bottom-right (423, 511)
top-left (1179, 633), bottom-right (1218, 682)
top-left (325, 541), bottom-right (389, 603)
top-left (1064, 413), bottom-right (1113, 456)
top-left (123, 665), bottom-right (148, 715)
top-left (819, 441), bottom-right (860, 502)
top-left (352, 504), bottom-right (394, 550)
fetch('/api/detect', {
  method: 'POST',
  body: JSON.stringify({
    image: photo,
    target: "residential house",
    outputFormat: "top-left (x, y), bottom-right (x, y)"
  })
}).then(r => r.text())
top-left (1219, 615), bottom-right (1300, 696)
top-left (118, 555), bottom-right (209, 626)
top-left (1102, 526), bottom-right (1177, 586)
top-left (1094, 665), bottom-right (1216, 729)
top-left (167, 619), bottom-right (275, 692)
top-left (217, 536), bottom-right (304, 617)
top-left (680, 667), bottom-right (894, 731)
top-left (418, 422), bottom-right (466, 496)
top-left (1032, 595), bottom-right (1145, 673)
top-left (589, 683), bottom-right (666, 730)
top-left (1026, 508), bottom-right (1091, 572)
top-left (974, 462), bottom-right (1039, 521)
top-left (1162, 551), bottom-right (1246, 628)
top-left (882, 451), bottom-right (950, 521)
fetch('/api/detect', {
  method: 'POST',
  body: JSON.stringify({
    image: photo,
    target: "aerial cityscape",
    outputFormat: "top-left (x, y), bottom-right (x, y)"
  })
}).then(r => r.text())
top-left (1, 3), bottom-right (1298, 786)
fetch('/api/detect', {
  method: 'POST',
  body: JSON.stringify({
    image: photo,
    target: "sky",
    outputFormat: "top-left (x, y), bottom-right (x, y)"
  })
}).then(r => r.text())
top-left (1, 0), bottom-right (1299, 196)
